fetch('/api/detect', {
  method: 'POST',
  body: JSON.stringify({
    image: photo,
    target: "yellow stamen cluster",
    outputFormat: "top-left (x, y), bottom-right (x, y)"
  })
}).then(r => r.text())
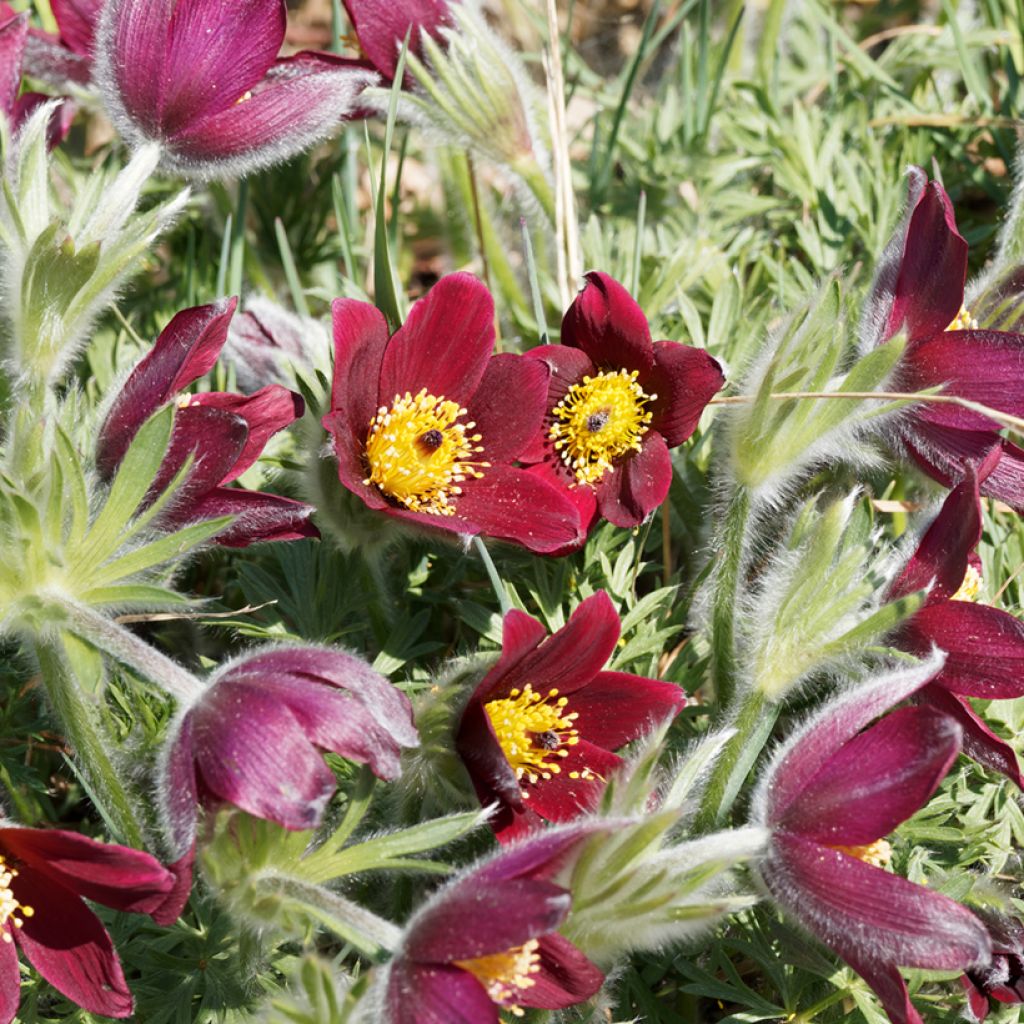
top-left (364, 389), bottom-right (488, 516)
top-left (455, 938), bottom-right (541, 1016)
top-left (548, 370), bottom-right (656, 485)
top-left (952, 563), bottom-right (983, 603)
top-left (832, 838), bottom-right (893, 868)
top-left (0, 856), bottom-right (33, 941)
top-left (483, 684), bottom-right (584, 798)
top-left (946, 305), bottom-right (979, 331)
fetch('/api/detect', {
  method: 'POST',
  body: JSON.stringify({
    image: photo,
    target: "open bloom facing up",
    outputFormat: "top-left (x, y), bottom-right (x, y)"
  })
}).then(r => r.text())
top-left (888, 461), bottom-right (1024, 787)
top-left (323, 273), bottom-right (584, 554)
top-left (752, 659), bottom-right (991, 1024)
top-left (865, 168), bottom-right (1024, 511)
top-left (523, 272), bottom-right (725, 531)
top-left (456, 591), bottom-right (687, 841)
top-left (96, 298), bottom-right (317, 547)
top-left (0, 824), bottom-right (176, 1023)
top-left (383, 826), bottom-right (604, 1023)
top-left (94, 0), bottom-right (376, 179)
top-left (342, 0), bottom-right (451, 83)
top-left (160, 646), bottom-right (418, 860)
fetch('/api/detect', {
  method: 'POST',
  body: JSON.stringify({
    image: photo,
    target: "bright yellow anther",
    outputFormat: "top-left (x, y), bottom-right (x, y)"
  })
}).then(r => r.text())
top-left (832, 838), bottom-right (892, 868)
top-left (0, 855), bottom-right (32, 942)
top-left (548, 370), bottom-right (655, 485)
top-left (946, 305), bottom-right (978, 331)
top-left (364, 388), bottom-right (488, 516)
top-left (455, 938), bottom-right (541, 1014)
top-left (951, 563), bottom-right (983, 603)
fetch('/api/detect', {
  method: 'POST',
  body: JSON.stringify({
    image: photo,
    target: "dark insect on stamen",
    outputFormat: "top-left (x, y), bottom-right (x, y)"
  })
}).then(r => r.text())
top-left (532, 730), bottom-right (561, 750)
top-left (586, 411), bottom-right (610, 433)
top-left (418, 429), bottom-right (444, 452)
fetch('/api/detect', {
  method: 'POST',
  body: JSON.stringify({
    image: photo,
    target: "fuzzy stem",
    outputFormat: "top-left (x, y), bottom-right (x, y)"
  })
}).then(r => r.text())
top-left (34, 639), bottom-right (146, 847)
top-left (514, 156), bottom-right (557, 226)
top-left (473, 536), bottom-right (511, 615)
top-left (709, 486), bottom-right (749, 712)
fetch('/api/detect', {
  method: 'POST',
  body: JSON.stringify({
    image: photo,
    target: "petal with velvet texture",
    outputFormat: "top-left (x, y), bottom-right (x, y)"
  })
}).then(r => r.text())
top-left (838, 948), bottom-right (924, 1024)
top-left (330, 296), bottom-right (390, 439)
top-left (184, 487), bottom-right (318, 546)
top-left (467, 353), bottom-right (550, 463)
top-left (52, 0), bottom-right (99, 54)
top-left (525, 933), bottom-right (605, 1009)
top-left (561, 272), bottom-right (655, 372)
top-left (0, 922), bottom-right (20, 1024)
top-left (520, 344), bottom-right (595, 464)
top-left (0, 8), bottom-right (26, 115)
top-left (455, 698), bottom-right (524, 811)
top-left (645, 340), bottom-right (725, 447)
top-left (343, 0), bottom-right (451, 81)
top-left (516, 740), bottom-right (621, 824)
top-left (386, 961), bottom-right (498, 1024)
top-left (593, 429), bottom-right (672, 528)
top-left (106, 0), bottom-right (175, 135)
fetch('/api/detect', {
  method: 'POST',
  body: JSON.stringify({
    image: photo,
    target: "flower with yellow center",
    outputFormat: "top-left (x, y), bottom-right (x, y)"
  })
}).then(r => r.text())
top-left (454, 938), bottom-right (541, 1017)
top-left (831, 838), bottom-right (893, 869)
top-left (951, 563), bottom-right (982, 602)
top-left (0, 855), bottom-right (33, 941)
top-left (946, 305), bottom-right (979, 331)
top-left (548, 370), bottom-right (656, 485)
top-left (363, 388), bottom-right (488, 516)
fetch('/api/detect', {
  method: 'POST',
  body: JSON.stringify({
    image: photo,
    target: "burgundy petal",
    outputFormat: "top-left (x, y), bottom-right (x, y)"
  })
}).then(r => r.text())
top-left (0, 8), bottom-right (26, 115)
top-left (150, 404), bottom-right (248, 502)
top-left (763, 833), bottom-right (990, 969)
top-left (0, 924), bottom-right (19, 1024)
top-left (106, 0), bottom-right (174, 136)
top-left (342, 0), bottom-right (451, 81)
top-left (330, 296), bottom-right (390, 441)
top-left (516, 740), bottom-right (621, 824)
top-left (467, 353), bottom-right (550, 463)
top-left (498, 610), bottom-right (548, 669)
top-left (323, 409), bottom-right (391, 513)
top-left (96, 298), bottom-right (236, 477)
top-left (520, 344), bottom-right (595, 463)
top-left (455, 698), bottom-right (524, 811)
top-left (23, 30), bottom-right (91, 86)
top-left (962, 972), bottom-right (992, 1023)
top-left (644, 341), bottom-right (725, 447)
top-left (566, 670), bottom-right (686, 749)
top-left (386, 961), bottom-right (497, 1024)
top-left (593, 429), bottom-right (672, 528)
top-left (775, 706), bottom-right (961, 845)
top-left (161, 712), bottom-right (199, 859)
top-left (472, 823), bottom-right (609, 886)
top-left (561, 272), bottom-right (655, 372)
top-left (52, 0), bottom-right (99, 55)
top-left (525, 461), bottom-right (598, 548)
top-left (525, 933), bottom-right (604, 1009)
top-left (148, 847), bottom-right (194, 927)
top-left (839, 948), bottom-right (924, 1024)
top-left (185, 487), bottom-right (319, 546)
top-left (378, 274), bottom-right (495, 409)
top-left (13, 871), bottom-right (133, 1018)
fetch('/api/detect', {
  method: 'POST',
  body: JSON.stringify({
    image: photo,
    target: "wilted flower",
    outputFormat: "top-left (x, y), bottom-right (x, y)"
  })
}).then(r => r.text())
top-left (96, 298), bottom-right (318, 547)
top-left (524, 272), bottom-right (724, 532)
top-left (888, 461), bottom-right (1024, 786)
top-left (343, 0), bottom-right (451, 83)
top-left (455, 590), bottom-right (687, 841)
top-left (864, 168), bottom-right (1024, 512)
top-left (94, 0), bottom-right (376, 179)
top-left (322, 273), bottom-right (584, 554)
top-left (159, 646), bottom-right (418, 863)
top-left (0, 823), bottom-right (176, 1022)
top-left (962, 913), bottom-right (1024, 1021)
top-left (752, 658), bottom-right (991, 1024)
top-left (380, 826), bottom-right (604, 1023)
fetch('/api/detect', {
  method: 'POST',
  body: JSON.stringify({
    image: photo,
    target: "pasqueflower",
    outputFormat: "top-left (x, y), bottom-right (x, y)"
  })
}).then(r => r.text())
top-left (383, 825), bottom-right (604, 1023)
top-left (93, 0), bottom-right (376, 179)
top-left (523, 272), bottom-right (724, 531)
top-left (456, 590), bottom-right (687, 841)
top-left (0, 823), bottom-right (176, 1022)
top-left (342, 0), bottom-right (451, 83)
top-left (865, 168), bottom-right (1024, 511)
top-left (322, 273), bottom-right (584, 554)
top-left (888, 461), bottom-right (1024, 786)
top-left (160, 646), bottom-right (418, 861)
top-left (96, 298), bottom-right (318, 548)
top-left (752, 660), bottom-right (991, 1024)
top-left (23, 0), bottom-right (97, 87)
top-left (962, 913), bottom-right (1024, 1021)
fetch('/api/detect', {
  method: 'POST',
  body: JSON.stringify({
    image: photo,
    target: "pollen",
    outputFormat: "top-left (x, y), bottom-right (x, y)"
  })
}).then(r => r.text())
top-left (454, 938), bottom-right (541, 1015)
top-left (951, 563), bottom-right (983, 602)
top-left (483, 684), bottom-right (593, 794)
top-left (0, 855), bottom-right (33, 942)
top-left (363, 388), bottom-right (488, 516)
top-left (548, 370), bottom-right (656, 485)
top-left (832, 838), bottom-right (892, 868)
top-left (946, 305), bottom-right (979, 331)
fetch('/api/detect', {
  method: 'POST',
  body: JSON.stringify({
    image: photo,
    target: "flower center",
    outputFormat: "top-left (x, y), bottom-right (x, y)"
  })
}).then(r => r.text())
top-left (0, 855), bottom-right (33, 940)
top-left (831, 839), bottom-right (892, 868)
top-left (363, 389), bottom-right (488, 516)
top-left (548, 370), bottom-right (656, 485)
top-left (484, 684), bottom-right (598, 796)
top-left (946, 305), bottom-right (978, 331)
top-left (952, 563), bottom-right (982, 602)
top-left (454, 938), bottom-right (541, 1015)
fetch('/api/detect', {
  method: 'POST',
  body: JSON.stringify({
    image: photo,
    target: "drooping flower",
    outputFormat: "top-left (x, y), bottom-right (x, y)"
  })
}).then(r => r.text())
top-left (888, 461), bottom-right (1024, 786)
top-left (322, 273), bottom-right (585, 554)
top-left (864, 168), bottom-right (1024, 512)
top-left (382, 825), bottom-right (604, 1023)
top-left (751, 658), bottom-right (991, 1024)
top-left (523, 272), bottom-right (725, 532)
top-left (342, 0), bottom-right (451, 83)
top-left (961, 913), bottom-right (1024, 1021)
top-left (159, 645), bottom-right (418, 863)
top-left (93, 0), bottom-right (376, 179)
top-left (455, 590), bottom-right (687, 841)
top-left (95, 298), bottom-right (318, 547)
top-left (0, 823), bottom-right (176, 1023)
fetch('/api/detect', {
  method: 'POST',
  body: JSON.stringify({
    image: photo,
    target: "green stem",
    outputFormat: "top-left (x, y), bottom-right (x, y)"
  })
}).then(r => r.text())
top-left (473, 536), bottom-right (511, 615)
top-left (34, 639), bottom-right (146, 847)
top-left (514, 157), bottom-right (557, 225)
top-left (709, 486), bottom-right (749, 711)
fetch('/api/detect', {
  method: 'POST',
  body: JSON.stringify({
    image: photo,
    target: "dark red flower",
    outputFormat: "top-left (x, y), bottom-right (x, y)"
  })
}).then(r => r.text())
top-left (962, 914), bottom-right (1024, 1021)
top-left (343, 0), bottom-right (452, 83)
top-left (23, 0), bottom-right (97, 87)
top-left (888, 460), bottom-right (1024, 787)
top-left (753, 663), bottom-right (991, 1024)
top-left (455, 591), bottom-right (687, 842)
top-left (0, 824), bottom-right (176, 1023)
top-left (95, 298), bottom-right (318, 548)
top-left (160, 646), bottom-right (418, 858)
top-left (522, 272), bottom-right (724, 532)
top-left (867, 168), bottom-right (1024, 512)
top-left (384, 826), bottom-right (604, 1023)
top-left (322, 273), bottom-right (585, 554)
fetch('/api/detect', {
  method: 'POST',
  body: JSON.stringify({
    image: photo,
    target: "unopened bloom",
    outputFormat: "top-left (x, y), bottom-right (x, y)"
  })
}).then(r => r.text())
top-left (888, 461), bottom-right (1024, 786)
top-left (382, 826), bottom-right (604, 1023)
top-left (96, 298), bottom-right (318, 547)
top-left (864, 168), bottom-right (1024, 512)
top-left (0, 823), bottom-right (176, 1023)
top-left (524, 272), bottom-right (725, 531)
top-left (322, 273), bottom-right (584, 554)
top-left (94, 0), bottom-right (376, 179)
top-left (456, 590), bottom-right (687, 841)
top-left (752, 659), bottom-right (991, 1024)
top-left (160, 646), bottom-right (418, 861)
top-left (343, 0), bottom-right (451, 83)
